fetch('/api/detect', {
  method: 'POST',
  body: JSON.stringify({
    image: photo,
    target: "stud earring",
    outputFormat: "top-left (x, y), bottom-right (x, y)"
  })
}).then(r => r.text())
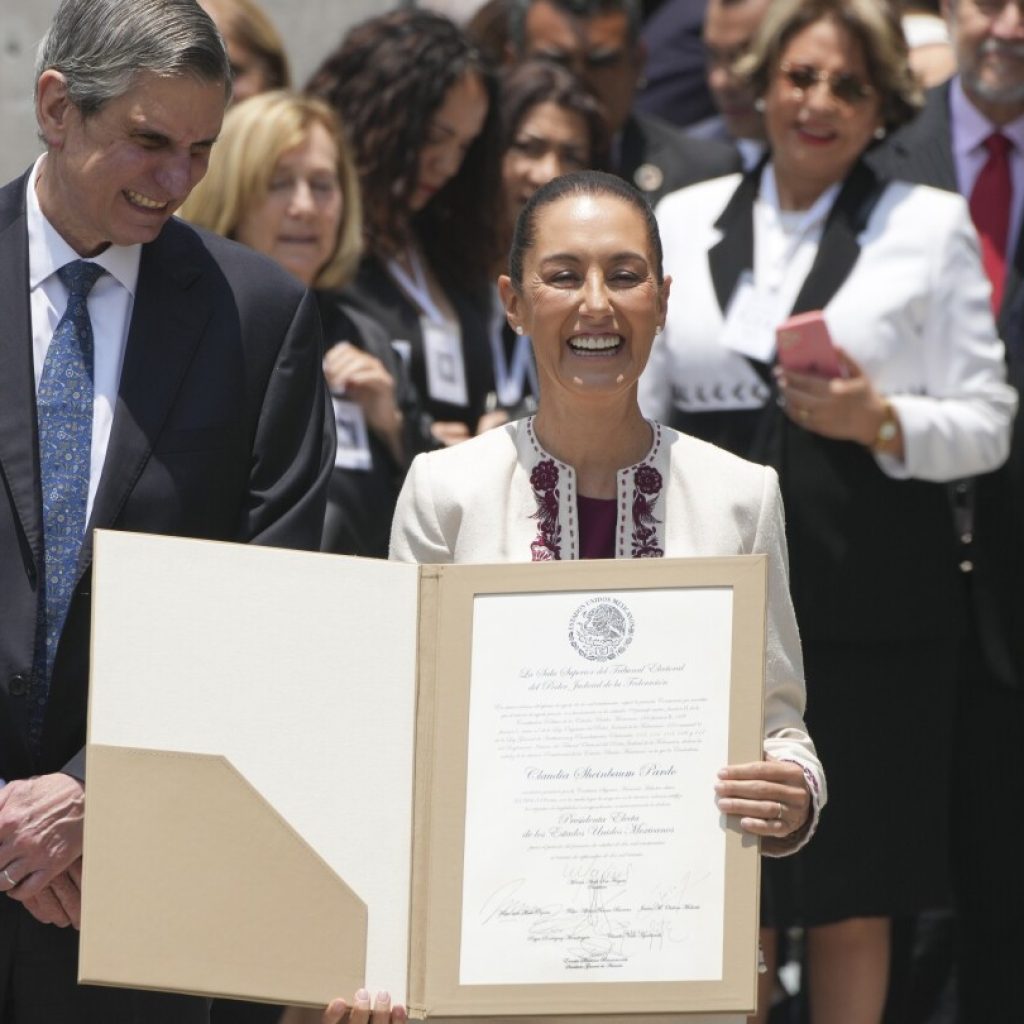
top-left (654, 325), bottom-right (663, 336)
top-left (754, 97), bottom-right (766, 113)
top-left (873, 125), bottom-right (886, 141)
top-left (514, 325), bottom-right (524, 336)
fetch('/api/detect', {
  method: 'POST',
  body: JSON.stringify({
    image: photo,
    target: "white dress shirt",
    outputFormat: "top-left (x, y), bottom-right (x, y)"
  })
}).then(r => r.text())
top-left (950, 75), bottom-right (1024, 262)
top-left (27, 155), bottom-right (141, 519)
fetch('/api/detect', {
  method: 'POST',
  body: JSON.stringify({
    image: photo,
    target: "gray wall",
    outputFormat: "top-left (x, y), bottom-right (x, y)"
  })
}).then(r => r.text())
top-left (0, 0), bottom-right (398, 183)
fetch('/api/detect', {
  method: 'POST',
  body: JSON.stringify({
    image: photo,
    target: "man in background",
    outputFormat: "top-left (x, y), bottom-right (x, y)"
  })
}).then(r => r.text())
top-left (508, 0), bottom-right (740, 205)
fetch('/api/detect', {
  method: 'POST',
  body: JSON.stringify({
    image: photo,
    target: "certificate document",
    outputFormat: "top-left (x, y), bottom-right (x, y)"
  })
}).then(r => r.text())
top-left (83, 538), bottom-right (766, 1018)
top-left (461, 588), bottom-right (733, 985)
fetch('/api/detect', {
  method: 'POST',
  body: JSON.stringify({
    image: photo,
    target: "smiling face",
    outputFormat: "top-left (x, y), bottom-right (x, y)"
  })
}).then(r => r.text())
top-left (503, 101), bottom-right (591, 224)
top-left (411, 70), bottom-right (489, 212)
top-left (501, 192), bottom-right (669, 400)
top-left (36, 69), bottom-right (226, 256)
top-left (762, 17), bottom-right (882, 209)
top-left (234, 121), bottom-right (342, 287)
top-left (945, 0), bottom-right (1024, 122)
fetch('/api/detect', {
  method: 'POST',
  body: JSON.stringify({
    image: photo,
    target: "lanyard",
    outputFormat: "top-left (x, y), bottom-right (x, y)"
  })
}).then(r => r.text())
top-left (386, 247), bottom-right (449, 326)
top-left (487, 287), bottom-right (537, 407)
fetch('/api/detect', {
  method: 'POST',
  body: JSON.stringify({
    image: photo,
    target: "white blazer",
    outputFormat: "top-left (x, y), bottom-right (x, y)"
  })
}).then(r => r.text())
top-left (390, 418), bottom-right (827, 851)
top-left (640, 173), bottom-right (1016, 481)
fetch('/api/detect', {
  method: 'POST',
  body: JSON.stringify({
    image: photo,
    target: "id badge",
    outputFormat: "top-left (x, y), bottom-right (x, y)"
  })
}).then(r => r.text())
top-left (719, 271), bottom-right (779, 364)
top-left (422, 319), bottom-right (469, 407)
top-left (331, 397), bottom-right (372, 471)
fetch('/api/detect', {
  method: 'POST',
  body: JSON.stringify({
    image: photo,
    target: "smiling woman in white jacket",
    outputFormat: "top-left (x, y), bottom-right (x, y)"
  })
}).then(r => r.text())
top-left (388, 168), bottom-right (826, 1024)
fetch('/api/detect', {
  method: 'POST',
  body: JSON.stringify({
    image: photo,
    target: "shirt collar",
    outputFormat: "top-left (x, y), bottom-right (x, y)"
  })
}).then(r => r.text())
top-left (758, 162), bottom-right (841, 235)
top-left (950, 74), bottom-right (1024, 160)
top-left (27, 154), bottom-right (142, 296)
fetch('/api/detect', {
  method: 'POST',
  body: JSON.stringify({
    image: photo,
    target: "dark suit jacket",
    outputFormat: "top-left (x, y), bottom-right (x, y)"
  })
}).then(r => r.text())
top-left (870, 84), bottom-right (1024, 689)
top-left (634, 0), bottom-right (716, 129)
top-left (617, 111), bottom-right (741, 207)
top-left (0, 170), bottom-right (335, 783)
top-left (317, 291), bottom-right (432, 558)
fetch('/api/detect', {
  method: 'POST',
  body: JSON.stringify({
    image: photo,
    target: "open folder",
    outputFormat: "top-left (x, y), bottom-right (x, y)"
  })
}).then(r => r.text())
top-left (81, 530), bottom-right (767, 1018)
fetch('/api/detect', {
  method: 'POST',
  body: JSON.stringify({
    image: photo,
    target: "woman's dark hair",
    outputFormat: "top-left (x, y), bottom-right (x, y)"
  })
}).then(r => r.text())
top-left (500, 59), bottom-right (610, 169)
top-left (306, 10), bottom-right (502, 292)
top-left (509, 170), bottom-right (663, 287)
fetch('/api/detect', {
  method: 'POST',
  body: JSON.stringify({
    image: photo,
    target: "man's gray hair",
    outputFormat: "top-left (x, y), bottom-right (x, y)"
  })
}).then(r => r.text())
top-left (36, 0), bottom-right (231, 117)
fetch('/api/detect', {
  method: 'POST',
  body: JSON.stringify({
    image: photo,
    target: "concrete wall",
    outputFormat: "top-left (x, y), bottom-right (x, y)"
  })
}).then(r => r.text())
top-left (0, 0), bottom-right (399, 183)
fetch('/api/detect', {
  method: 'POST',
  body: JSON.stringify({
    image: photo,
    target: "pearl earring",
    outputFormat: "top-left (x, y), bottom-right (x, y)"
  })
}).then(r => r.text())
top-left (515, 325), bottom-right (524, 336)
top-left (873, 125), bottom-right (886, 141)
top-left (654, 325), bottom-right (663, 336)
top-left (754, 97), bottom-right (766, 113)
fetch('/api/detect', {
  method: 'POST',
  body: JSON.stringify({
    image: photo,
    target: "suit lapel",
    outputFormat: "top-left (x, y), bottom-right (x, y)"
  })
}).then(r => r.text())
top-left (0, 173), bottom-right (43, 576)
top-left (81, 223), bottom-right (213, 566)
top-left (791, 160), bottom-right (887, 314)
top-left (707, 162), bottom-right (763, 316)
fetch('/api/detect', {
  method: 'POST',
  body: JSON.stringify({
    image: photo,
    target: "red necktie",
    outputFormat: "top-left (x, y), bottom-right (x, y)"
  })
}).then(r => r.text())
top-left (969, 132), bottom-right (1013, 316)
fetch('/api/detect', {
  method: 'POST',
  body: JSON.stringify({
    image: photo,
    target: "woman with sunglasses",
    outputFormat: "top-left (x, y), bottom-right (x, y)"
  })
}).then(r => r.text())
top-left (639, 0), bottom-right (1015, 1021)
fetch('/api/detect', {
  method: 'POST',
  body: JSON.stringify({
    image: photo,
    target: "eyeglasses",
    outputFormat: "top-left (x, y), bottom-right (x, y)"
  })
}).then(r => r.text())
top-left (778, 61), bottom-right (875, 106)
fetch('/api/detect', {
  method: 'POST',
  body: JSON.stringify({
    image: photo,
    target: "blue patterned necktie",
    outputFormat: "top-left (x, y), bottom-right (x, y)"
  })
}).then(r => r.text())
top-left (29, 259), bottom-right (105, 750)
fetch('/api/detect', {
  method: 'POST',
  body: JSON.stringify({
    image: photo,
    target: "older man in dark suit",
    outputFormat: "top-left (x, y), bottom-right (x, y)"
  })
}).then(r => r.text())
top-left (870, 1), bottom-right (1024, 1020)
top-left (0, 0), bottom-right (333, 1020)
top-left (507, 0), bottom-right (740, 205)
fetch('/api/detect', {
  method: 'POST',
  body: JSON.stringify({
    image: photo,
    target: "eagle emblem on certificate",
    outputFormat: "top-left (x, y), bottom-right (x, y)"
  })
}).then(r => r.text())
top-left (568, 596), bottom-right (635, 661)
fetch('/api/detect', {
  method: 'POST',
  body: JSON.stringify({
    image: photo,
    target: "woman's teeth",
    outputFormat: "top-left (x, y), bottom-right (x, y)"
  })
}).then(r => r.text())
top-left (568, 334), bottom-right (622, 353)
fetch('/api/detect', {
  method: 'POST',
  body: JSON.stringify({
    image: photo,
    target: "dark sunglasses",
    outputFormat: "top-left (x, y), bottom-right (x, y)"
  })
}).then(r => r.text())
top-left (778, 61), bottom-right (874, 105)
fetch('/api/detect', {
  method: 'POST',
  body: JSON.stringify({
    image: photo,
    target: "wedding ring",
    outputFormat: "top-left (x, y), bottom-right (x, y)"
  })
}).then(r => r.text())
top-left (0, 867), bottom-right (15, 888)
top-left (775, 801), bottom-right (785, 821)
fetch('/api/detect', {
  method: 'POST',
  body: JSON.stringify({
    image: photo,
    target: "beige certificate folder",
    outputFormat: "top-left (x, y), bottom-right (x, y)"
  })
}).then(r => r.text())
top-left (81, 531), bottom-right (767, 1017)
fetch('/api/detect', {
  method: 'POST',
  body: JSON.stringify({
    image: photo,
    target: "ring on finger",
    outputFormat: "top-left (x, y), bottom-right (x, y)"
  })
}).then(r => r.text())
top-left (0, 867), bottom-right (16, 888)
top-left (774, 801), bottom-right (785, 821)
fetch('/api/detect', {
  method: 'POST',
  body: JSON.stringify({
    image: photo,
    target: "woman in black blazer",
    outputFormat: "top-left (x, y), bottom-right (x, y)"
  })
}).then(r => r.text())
top-left (308, 10), bottom-right (504, 446)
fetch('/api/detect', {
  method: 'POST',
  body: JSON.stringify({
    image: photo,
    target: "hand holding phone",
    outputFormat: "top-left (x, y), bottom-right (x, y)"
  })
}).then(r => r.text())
top-left (776, 311), bottom-right (844, 379)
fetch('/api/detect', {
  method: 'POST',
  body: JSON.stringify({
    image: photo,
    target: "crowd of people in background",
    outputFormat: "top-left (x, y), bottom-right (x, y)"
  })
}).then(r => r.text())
top-left (1, 0), bottom-right (1022, 1022)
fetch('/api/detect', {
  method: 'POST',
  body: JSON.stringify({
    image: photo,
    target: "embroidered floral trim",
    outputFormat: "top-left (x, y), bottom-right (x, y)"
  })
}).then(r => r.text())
top-left (631, 463), bottom-right (664, 557)
top-left (530, 459), bottom-right (562, 560)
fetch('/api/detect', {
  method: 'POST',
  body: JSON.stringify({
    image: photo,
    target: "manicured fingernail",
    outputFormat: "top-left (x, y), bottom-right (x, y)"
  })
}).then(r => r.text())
top-left (717, 768), bottom-right (728, 778)
top-left (377, 991), bottom-right (390, 1004)
top-left (356, 989), bottom-right (370, 1003)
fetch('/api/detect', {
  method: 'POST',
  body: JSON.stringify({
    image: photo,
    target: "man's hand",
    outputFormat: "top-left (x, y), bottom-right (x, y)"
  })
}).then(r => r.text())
top-left (0, 773), bottom-right (85, 903)
top-left (21, 860), bottom-right (82, 929)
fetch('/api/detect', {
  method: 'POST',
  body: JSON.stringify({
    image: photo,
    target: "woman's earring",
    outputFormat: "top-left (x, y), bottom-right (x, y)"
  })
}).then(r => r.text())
top-left (753, 97), bottom-right (766, 113)
top-left (873, 125), bottom-right (887, 141)
top-left (514, 325), bottom-right (525, 336)
top-left (654, 325), bottom-right (663, 336)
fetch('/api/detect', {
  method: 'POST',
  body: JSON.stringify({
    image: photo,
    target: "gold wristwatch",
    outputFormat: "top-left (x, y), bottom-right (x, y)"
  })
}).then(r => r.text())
top-left (873, 400), bottom-right (899, 452)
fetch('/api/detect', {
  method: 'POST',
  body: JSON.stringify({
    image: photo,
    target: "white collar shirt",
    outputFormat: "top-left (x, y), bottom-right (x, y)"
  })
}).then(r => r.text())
top-left (26, 154), bottom-right (141, 519)
top-left (950, 75), bottom-right (1024, 262)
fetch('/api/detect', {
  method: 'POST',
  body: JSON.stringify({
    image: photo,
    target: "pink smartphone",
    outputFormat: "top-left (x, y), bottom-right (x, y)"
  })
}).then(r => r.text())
top-left (776, 311), bottom-right (844, 378)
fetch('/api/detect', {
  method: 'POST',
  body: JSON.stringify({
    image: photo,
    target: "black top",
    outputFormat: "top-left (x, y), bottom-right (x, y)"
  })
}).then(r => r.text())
top-left (343, 255), bottom-right (496, 433)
